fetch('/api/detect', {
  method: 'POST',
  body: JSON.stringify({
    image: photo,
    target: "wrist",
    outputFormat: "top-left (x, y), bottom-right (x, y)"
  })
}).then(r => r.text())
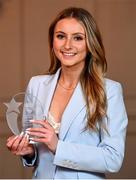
top-left (23, 145), bottom-right (35, 158)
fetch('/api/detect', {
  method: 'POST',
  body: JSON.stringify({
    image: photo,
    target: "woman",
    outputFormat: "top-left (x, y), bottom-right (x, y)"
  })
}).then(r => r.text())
top-left (7, 7), bottom-right (128, 179)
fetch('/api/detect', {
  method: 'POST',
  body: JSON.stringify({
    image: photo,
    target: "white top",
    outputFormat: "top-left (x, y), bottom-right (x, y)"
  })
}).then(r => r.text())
top-left (47, 111), bottom-right (61, 134)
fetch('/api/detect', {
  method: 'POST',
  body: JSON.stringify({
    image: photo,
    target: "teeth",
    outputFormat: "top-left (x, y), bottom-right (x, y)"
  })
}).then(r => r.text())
top-left (63, 52), bottom-right (75, 56)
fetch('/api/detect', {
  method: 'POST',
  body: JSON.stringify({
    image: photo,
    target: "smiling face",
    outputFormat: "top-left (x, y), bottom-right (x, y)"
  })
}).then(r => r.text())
top-left (53, 18), bottom-right (88, 70)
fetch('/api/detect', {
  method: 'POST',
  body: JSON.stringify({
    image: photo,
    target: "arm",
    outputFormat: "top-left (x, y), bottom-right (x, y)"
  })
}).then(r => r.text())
top-left (53, 82), bottom-right (128, 173)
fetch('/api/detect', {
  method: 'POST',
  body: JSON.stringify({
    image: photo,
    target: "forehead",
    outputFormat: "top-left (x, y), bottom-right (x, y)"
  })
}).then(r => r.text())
top-left (54, 18), bottom-right (85, 34)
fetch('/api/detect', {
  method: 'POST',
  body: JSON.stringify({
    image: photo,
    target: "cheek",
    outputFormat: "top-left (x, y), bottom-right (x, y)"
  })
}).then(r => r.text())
top-left (53, 39), bottom-right (63, 50)
top-left (77, 44), bottom-right (87, 54)
top-left (53, 41), bottom-right (62, 58)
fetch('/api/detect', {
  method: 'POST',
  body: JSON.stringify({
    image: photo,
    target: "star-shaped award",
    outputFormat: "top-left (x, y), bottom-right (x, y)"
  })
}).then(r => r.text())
top-left (4, 98), bottom-right (23, 135)
top-left (4, 98), bottom-right (22, 114)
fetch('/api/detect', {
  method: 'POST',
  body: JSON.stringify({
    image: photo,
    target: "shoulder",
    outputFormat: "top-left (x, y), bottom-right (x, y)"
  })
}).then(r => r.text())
top-left (104, 78), bottom-right (122, 89)
top-left (104, 78), bottom-right (123, 99)
top-left (30, 74), bottom-right (53, 84)
top-left (27, 74), bottom-right (54, 89)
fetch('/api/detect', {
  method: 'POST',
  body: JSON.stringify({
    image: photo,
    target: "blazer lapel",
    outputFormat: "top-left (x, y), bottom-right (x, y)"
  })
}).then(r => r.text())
top-left (59, 83), bottom-right (86, 140)
top-left (37, 69), bottom-right (61, 119)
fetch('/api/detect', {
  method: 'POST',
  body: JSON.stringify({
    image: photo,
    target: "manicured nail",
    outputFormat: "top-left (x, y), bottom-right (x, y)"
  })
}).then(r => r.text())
top-left (29, 137), bottom-right (34, 141)
top-left (19, 132), bottom-right (24, 137)
top-left (26, 128), bottom-right (30, 131)
top-left (29, 120), bottom-right (34, 122)
top-left (29, 139), bottom-right (36, 144)
top-left (24, 133), bottom-right (29, 140)
top-left (14, 136), bottom-right (19, 140)
top-left (25, 131), bottom-right (30, 134)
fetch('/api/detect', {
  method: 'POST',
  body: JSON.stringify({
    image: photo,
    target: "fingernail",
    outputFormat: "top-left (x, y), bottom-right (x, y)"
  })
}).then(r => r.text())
top-left (29, 137), bottom-right (34, 141)
top-left (25, 133), bottom-right (29, 140)
top-left (19, 132), bottom-right (24, 137)
top-left (14, 136), bottom-right (19, 140)
top-left (43, 116), bottom-right (47, 120)
top-left (26, 128), bottom-right (30, 131)
top-left (29, 119), bottom-right (34, 122)
top-left (29, 139), bottom-right (36, 144)
top-left (25, 130), bottom-right (29, 133)
top-left (26, 131), bottom-right (30, 134)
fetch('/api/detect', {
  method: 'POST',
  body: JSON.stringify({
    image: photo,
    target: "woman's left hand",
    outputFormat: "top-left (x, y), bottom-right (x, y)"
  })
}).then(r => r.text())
top-left (26, 120), bottom-right (58, 153)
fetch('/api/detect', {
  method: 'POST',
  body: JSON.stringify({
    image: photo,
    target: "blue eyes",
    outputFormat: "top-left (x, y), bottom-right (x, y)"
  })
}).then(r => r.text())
top-left (56, 34), bottom-right (84, 41)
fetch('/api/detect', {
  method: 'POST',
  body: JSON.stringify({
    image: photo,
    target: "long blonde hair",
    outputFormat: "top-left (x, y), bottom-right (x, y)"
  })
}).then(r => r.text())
top-left (48, 7), bottom-right (107, 130)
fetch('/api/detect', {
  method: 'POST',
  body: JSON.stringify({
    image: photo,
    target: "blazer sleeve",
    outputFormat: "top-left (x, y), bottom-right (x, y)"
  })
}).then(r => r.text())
top-left (53, 82), bottom-right (128, 173)
top-left (22, 144), bottom-right (38, 167)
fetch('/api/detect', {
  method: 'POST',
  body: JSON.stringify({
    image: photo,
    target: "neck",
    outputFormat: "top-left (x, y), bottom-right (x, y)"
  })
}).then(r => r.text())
top-left (59, 65), bottom-right (83, 87)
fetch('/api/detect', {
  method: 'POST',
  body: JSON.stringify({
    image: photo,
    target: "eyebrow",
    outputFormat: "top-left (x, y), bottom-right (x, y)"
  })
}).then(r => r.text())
top-left (55, 31), bottom-right (85, 36)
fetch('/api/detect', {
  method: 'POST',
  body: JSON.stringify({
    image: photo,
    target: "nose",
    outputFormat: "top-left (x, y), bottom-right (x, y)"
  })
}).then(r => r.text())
top-left (64, 38), bottom-right (72, 50)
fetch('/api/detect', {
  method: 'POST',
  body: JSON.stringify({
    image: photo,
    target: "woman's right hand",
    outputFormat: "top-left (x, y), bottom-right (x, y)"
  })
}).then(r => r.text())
top-left (6, 132), bottom-right (34, 157)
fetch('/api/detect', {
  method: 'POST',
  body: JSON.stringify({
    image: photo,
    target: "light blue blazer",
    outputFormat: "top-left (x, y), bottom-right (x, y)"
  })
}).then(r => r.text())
top-left (23, 68), bottom-right (128, 179)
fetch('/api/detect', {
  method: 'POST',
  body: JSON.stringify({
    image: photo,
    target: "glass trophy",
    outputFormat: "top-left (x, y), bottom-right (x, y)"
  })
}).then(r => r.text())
top-left (4, 92), bottom-right (45, 138)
